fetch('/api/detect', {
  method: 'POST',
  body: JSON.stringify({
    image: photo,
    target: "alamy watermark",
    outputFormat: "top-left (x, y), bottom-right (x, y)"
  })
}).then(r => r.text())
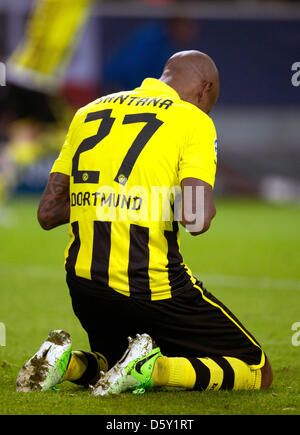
top-left (71, 184), bottom-right (206, 233)
top-left (291, 322), bottom-right (300, 347)
top-left (0, 322), bottom-right (5, 347)
top-left (291, 62), bottom-right (300, 87)
top-left (0, 62), bottom-right (6, 86)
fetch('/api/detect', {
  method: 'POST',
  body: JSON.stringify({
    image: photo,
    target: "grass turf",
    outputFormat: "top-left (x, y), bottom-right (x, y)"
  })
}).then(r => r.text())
top-left (0, 196), bottom-right (300, 415)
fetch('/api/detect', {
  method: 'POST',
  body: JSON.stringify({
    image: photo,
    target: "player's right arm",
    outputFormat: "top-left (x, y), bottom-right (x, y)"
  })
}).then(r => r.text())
top-left (178, 112), bottom-right (218, 236)
top-left (37, 172), bottom-right (70, 230)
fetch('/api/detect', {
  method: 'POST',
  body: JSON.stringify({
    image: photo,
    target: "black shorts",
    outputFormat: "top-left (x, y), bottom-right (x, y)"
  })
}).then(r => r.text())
top-left (67, 274), bottom-right (264, 369)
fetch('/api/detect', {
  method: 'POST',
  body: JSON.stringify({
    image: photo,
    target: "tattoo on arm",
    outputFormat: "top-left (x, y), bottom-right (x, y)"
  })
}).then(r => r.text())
top-left (38, 173), bottom-right (70, 230)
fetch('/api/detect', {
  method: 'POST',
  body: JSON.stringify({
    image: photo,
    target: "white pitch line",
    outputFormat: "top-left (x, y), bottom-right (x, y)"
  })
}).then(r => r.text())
top-left (0, 262), bottom-right (300, 291)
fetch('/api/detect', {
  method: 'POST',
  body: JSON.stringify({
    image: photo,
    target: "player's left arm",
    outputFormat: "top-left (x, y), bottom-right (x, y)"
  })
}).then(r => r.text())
top-left (180, 177), bottom-right (216, 235)
top-left (178, 113), bottom-right (218, 236)
top-left (37, 172), bottom-right (70, 230)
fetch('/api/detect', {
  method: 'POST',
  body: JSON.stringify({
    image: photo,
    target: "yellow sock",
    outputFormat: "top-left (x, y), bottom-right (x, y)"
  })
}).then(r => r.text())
top-left (93, 352), bottom-right (109, 373)
top-left (223, 357), bottom-right (262, 390)
top-left (152, 356), bottom-right (170, 387)
top-left (65, 351), bottom-right (88, 381)
top-left (152, 356), bottom-right (262, 391)
top-left (250, 366), bottom-right (262, 390)
top-left (64, 351), bottom-right (108, 382)
top-left (152, 356), bottom-right (196, 389)
top-left (167, 358), bottom-right (196, 389)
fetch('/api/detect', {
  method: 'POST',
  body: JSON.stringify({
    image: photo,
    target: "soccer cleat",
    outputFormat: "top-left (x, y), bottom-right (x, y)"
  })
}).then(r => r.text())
top-left (16, 330), bottom-right (72, 392)
top-left (91, 333), bottom-right (162, 396)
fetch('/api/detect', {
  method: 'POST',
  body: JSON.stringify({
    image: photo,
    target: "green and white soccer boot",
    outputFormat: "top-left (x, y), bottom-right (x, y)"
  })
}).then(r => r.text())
top-left (91, 333), bottom-right (162, 396)
top-left (16, 330), bottom-right (72, 392)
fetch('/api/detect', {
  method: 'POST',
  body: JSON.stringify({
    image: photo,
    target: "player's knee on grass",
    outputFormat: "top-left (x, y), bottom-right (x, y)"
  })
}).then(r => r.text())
top-left (260, 358), bottom-right (273, 389)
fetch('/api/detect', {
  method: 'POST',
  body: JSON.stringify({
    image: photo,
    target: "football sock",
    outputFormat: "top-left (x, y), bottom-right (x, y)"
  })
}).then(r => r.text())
top-left (151, 356), bottom-right (171, 387)
top-left (65, 351), bottom-right (108, 386)
top-left (152, 356), bottom-right (262, 391)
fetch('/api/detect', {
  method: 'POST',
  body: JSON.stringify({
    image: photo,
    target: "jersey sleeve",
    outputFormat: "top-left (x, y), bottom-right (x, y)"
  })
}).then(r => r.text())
top-left (178, 114), bottom-right (218, 188)
top-left (50, 108), bottom-right (82, 176)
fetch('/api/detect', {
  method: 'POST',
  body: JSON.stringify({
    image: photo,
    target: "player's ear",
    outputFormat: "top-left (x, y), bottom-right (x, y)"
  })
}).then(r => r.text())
top-left (201, 81), bottom-right (213, 101)
top-left (204, 81), bottom-right (213, 93)
top-left (197, 86), bottom-right (204, 106)
top-left (197, 81), bottom-right (210, 105)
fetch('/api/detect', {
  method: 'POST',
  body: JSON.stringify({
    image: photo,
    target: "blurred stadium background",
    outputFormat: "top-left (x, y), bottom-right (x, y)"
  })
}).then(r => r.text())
top-left (0, 0), bottom-right (299, 208)
top-left (0, 0), bottom-right (300, 415)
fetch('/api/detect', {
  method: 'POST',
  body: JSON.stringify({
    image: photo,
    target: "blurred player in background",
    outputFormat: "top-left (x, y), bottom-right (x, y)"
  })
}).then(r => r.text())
top-left (16, 50), bottom-right (272, 395)
top-left (0, 0), bottom-right (94, 219)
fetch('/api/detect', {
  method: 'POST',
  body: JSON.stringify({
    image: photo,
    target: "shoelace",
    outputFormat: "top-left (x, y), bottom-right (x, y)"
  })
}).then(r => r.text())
top-left (51, 386), bottom-right (60, 391)
top-left (131, 376), bottom-right (152, 395)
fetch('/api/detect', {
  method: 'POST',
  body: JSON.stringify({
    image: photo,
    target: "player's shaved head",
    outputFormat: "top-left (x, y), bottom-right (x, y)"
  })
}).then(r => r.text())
top-left (160, 50), bottom-right (220, 113)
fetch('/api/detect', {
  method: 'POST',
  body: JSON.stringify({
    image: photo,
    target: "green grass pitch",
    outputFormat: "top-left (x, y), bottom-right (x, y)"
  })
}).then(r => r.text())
top-left (0, 196), bottom-right (300, 415)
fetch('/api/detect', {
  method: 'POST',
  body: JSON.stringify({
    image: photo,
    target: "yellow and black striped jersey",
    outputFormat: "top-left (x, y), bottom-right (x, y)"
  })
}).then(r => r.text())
top-left (51, 78), bottom-right (217, 300)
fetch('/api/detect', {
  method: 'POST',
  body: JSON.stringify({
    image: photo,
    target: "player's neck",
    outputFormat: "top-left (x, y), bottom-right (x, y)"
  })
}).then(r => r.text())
top-left (159, 76), bottom-right (199, 110)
